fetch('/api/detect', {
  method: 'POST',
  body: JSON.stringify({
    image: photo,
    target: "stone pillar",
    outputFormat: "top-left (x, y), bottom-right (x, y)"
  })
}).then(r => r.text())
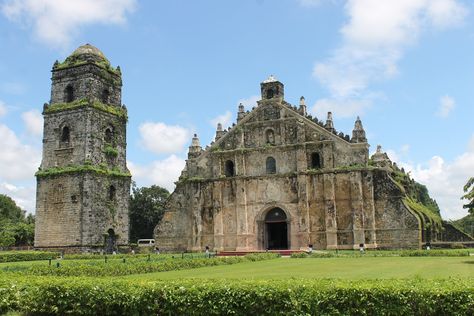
top-left (235, 178), bottom-right (250, 251)
top-left (213, 182), bottom-right (224, 251)
top-left (350, 171), bottom-right (365, 249)
top-left (362, 171), bottom-right (377, 248)
top-left (323, 173), bottom-right (338, 249)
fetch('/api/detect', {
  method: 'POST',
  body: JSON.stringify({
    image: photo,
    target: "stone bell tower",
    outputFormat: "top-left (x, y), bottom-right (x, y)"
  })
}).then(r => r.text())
top-left (35, 44), bottom-right (131, 252)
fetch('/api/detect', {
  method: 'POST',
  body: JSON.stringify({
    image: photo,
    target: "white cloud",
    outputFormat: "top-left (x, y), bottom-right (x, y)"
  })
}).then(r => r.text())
top-left (312, 0), bottom-right (468, 113)
top-left (1, 0), bottom-right (136, 48)
top-left (128, 155), bottom-right (186, 192)
top-left (21, 109), bottom-right (43, 136)
top-left (139, 122), bottom-right (191, 155)
top-left (311, 97), bottom-right (372, 118)
top-left (0, 182), bottom-right (36, 213)
top-left (0, 101), bottom-right (7, 117)
top-left (210, 111), bottom-right (232, 129)
top-left (0, 124), bottom-right (40, 181)
top-left (436, 95), bottom-right (455, 118)
top-left (238, 95), bottom-right (260, 109)
top-left (391, 135), bottom-right (474, 220)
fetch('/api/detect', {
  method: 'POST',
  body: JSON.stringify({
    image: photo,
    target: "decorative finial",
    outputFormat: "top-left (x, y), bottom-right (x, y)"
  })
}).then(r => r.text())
top-left (325, 112), bottom-right (335, 132)
top-left (263, 75), bottom-right (277, 83)
top-left (351, 115), bottom-right (367, 143)
top-left (299, 96), bottom-right (305, 106)
top-left (299, 96), bottom-right (307, 116)
top-left (217, 123), bottom-right (222, 131)
top-left (237, 103), bottom-right (246, 122)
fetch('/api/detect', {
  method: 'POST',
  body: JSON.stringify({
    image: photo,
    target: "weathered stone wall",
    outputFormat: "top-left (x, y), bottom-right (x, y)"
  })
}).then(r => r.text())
top-left (35, 173), bottom-right (130, 248)
top-left (51, 64), bottom-right (122, 106)
top-left (373, 170), bottom-right (421, 248)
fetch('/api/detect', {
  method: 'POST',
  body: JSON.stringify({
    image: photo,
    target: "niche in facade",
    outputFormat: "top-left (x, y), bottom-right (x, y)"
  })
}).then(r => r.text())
top-left (224, 160), bottom-right (235, 177)
top-left (266, 157), bottom-right (276, 174)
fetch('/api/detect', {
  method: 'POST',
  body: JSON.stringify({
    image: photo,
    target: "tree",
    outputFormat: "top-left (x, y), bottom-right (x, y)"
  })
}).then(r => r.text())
top-left (129, 183), bottom-right (170, 243)
top-left (0, 194), bottom-right (24, 221)
top-left (0, 194), bottom-right (35, 247)
top-left (462, 177), bottom-right (474, 215)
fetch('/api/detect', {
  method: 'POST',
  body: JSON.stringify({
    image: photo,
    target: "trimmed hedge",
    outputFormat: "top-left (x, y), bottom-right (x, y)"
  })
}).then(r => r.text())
top-left (291, 249), bottom-right (471, 258)
top-left (0, 277), bottom-right (472, 315)
top-left (9, 253), bottom-right (279, 277)
top-left (0, 251), bottom-right (60, 263)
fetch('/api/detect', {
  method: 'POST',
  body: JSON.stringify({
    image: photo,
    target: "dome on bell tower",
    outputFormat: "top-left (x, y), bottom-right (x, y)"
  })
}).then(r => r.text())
top-left (63, 43), bottom-right (111, 67)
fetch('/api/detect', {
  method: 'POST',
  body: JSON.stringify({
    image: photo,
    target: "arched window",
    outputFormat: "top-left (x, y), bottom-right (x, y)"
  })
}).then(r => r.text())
top-left (311, 152), bottom-right (321, 169)
top-left (266, 157), bottom-right (276, 174)
top-left (224, 160), bottom-right (234, 177)
top-left (61, 126), bottom-right (70, 143)
top-left (101, 89), bottom-right (110, 104)
top-left (108, 185), bottom-right (116, 201)
top-left (266, 89), bottom-right (274, 99)
top-left (265, 129), bottom-right (275, 144)
top-left (65, 85), bottom-right (74, 103)
top-left (105, 127), bottom-right (114, 144)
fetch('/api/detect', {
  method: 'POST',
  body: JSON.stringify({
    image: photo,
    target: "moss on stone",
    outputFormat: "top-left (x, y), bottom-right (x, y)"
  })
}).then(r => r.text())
top-left (35, 164), bottom-right (131, 178)
top-left (403, 197), bottom-right (443, 228)
top-left (103, 145), bottom-right (118, 158)
top-left (44, 98), bottom-right (128, 121)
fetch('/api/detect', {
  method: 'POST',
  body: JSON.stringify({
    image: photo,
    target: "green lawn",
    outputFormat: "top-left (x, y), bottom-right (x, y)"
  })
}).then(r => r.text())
top-left (124, 256), bottom-right (474, 280)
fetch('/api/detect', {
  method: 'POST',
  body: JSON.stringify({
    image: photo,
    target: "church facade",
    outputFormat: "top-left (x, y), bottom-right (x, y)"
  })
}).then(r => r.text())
top-left (154, 77), bottom-right (423, 251)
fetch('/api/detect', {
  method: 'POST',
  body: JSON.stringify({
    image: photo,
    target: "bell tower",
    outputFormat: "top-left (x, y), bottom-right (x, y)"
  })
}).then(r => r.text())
top-left (35, 44), bottom-right (131, 253)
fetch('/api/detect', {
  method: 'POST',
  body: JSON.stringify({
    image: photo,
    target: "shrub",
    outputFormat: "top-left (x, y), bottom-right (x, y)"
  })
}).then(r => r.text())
top-left (0, 251), bottom-right (60, 263)
top-left (0, 277), bottom-right (472, 315)
top-left (11, 253), bottom-right (280, 277)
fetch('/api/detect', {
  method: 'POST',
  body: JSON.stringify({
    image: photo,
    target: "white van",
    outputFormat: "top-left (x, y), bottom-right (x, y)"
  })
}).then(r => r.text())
top-left (137, 239), bottom-right (155, 247)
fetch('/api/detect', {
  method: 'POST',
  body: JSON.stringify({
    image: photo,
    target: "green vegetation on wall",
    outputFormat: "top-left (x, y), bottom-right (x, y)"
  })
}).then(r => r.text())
top-left (35, 164), bottom-right (131, 178)
top-left (103, 145), bottom-right (118, 158)
top-left (44, 98), bottom-right (128, 120)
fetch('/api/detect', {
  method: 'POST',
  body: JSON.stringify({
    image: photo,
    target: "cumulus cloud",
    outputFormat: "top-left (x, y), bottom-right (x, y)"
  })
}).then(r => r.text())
top-left (128, 155), bottom-right (186, 192)
top-left (0, 124), bottom-right (40, 181)
top-left (312, 0), bottom-right (468, 114)
top-left (210, 111), bottom-right (232, 129)
top-left (1, 0), bottom-right (136, 48)
top-left (390, 135), bottom-right (474, 220)
top-left (0, 181), bottom-right (36, 213)
top-left (21, 109), bottom-right (43, 136)
top-left (0, 101), bottom-right (7, 117)
top-left (436, 95), bottom-right (456, 118)
top-left (311, 97), bottom-right (372, 118)
top-left (139, 122), bottom-right (191, 155)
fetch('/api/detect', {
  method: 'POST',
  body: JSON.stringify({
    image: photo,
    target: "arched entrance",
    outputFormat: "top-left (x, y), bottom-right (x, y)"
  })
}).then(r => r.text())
top-left (264, 208), bottom-right (289, 250)
top-left (105, 228), bottom-right (117, 254)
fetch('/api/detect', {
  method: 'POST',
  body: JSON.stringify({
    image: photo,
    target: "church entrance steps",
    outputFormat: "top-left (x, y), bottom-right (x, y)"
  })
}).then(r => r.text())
top-left (216, 250), bottom-right (305, 257)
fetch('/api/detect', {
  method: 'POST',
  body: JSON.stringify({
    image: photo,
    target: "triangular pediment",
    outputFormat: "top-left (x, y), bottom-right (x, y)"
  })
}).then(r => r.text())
top-left (202, 99), bottom-right (351, 156)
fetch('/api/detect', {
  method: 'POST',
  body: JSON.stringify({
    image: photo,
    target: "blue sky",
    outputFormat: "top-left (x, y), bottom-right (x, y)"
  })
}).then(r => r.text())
top-left (0, 0), bottom-right (473, 219)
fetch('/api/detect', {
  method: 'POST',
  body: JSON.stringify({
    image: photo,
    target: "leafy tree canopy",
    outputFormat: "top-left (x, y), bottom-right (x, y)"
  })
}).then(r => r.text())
top-left (0, 194), bottom-right (35, 247)
top-left (129, 183), bottom-right (170, 243)
top-left (0, 194), bottom-right (24, 222)
top-left (462, 177), bottom-right (474, 215)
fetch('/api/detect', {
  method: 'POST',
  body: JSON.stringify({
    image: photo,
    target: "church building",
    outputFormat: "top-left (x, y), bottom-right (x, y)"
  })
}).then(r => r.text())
top-left (154, 76), bottom-right (424, 251)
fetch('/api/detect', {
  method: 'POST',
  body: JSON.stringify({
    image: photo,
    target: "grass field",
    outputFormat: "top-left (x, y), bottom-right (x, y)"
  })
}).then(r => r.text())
top-left (125, 256), bottom-right (474, 280)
